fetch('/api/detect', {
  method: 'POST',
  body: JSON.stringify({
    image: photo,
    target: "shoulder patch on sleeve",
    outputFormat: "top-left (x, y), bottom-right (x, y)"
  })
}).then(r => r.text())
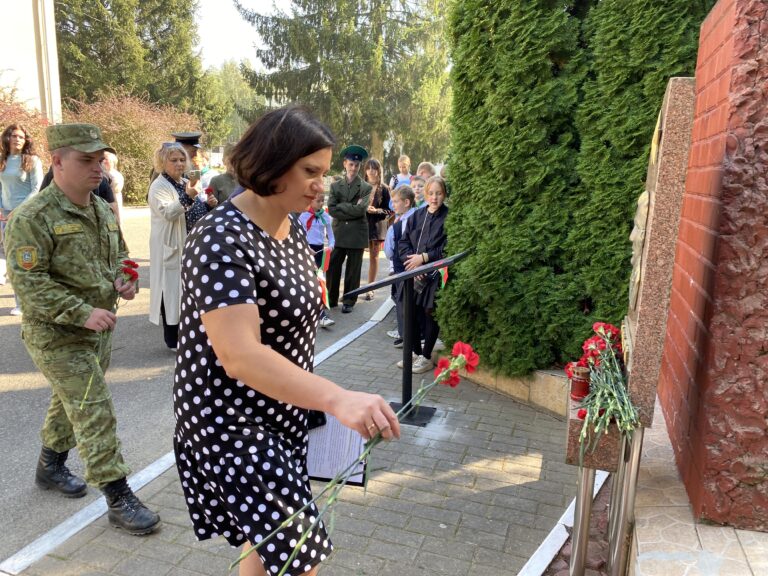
top-left (15, 246), bottom-right (38, 270)
top-left (53, 223), bottom-right (84, 235)
top-left (107, 222), bottom-right (119, 231)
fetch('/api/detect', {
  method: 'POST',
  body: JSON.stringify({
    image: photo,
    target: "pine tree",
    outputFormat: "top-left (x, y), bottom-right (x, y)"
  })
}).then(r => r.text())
top-left (234, 0), bottom-right (451, 166)
top-left (55, 0), bottom-right (146, 101)
top-left (54, 0), bottom-right (231, 144)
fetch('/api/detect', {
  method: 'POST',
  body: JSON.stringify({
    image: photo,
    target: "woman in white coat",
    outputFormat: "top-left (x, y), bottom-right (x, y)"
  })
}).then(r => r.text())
top-left (148, 143), bottom-right (216, 349)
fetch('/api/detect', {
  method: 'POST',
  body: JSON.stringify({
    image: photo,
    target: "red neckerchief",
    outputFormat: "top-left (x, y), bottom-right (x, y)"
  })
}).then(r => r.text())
top-left (305, 209), bottom-right (327, 231)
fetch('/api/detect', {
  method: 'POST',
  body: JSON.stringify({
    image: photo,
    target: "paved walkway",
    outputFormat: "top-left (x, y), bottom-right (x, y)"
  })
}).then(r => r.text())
top-left (15, 319), bottom-right (577, 576)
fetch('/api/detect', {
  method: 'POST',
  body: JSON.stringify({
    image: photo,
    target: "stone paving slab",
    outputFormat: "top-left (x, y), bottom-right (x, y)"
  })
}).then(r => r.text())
top-left (17, 319), bottom-right (577, 575)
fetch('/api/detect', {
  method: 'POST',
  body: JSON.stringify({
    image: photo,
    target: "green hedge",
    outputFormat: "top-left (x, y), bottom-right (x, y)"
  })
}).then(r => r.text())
top-left (439, 1), bottom-right (588, 375)
top-left (440, 0), bottom-right (714, 375)
top-left (566, 0), bottom-right (714, 338)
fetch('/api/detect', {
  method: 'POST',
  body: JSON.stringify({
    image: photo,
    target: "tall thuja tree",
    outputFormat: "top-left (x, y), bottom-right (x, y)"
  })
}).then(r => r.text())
top-left (439, 1), bottom-right (592, 375)
top-left (566, 0), bottom-right (715, 327)
top-left (234, 0), bottom-right (450, 165)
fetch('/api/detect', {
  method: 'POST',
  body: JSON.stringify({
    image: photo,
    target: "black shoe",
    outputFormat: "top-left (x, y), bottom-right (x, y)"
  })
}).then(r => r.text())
top-left (35, 446), bottom-right (87, 498)
top-left (101, 478), bottom-right (160, 535)
top-left (341, 304), bottom-right (353, 313)
top-left (393, 338), bottom-right (404, 348)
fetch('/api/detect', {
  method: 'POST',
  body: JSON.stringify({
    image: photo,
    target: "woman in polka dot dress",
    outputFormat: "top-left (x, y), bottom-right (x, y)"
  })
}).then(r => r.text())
top-left (173, 106), bottom-right (400, 576)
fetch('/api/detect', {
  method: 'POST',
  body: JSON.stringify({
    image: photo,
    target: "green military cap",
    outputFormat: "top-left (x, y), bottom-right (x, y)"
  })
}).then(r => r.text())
top-left (340, 144), bottom-right (368, 162)
top-left (46, 123), bottom-right (116, 154)
top-left (171, 131), bottom-right (203, 148)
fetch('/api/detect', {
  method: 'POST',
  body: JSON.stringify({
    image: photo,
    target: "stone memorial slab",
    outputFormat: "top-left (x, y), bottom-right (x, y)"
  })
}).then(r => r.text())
top-left (565, 77), bottom-right (695, 470)
top-left (624, 77), bottom-right (695, 427)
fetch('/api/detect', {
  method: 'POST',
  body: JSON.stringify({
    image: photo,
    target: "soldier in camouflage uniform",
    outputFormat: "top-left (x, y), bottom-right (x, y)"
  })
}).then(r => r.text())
top-left (5, 123), bottom-right (160, 535)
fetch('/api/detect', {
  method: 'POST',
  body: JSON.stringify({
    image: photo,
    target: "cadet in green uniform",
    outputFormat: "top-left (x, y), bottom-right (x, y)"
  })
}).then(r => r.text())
top-left (327, 145), bottom-right (372, 313)
top-left (5, 123), bottom-right (160, 535)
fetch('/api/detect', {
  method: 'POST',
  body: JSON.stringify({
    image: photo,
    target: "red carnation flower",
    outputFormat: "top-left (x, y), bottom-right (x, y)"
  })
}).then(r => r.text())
top-left (434, 358), bottom-right (461, 387)
top-left (444, 370), bottom-right (460, 388)
top-left (593, 321), bottom-right (621, 341)
top-left (122, 259), bottom-right (139, 269)
top-left (122, 266), bottom-right (139, 282)
top-left (452, 341), bottom-right (479, 373)
top-left (564, 362), bottom-right (575, 379)
top-left (577, 408), bottom-right (587, 420)
top-left (434, 357), bottom-right (451, 378)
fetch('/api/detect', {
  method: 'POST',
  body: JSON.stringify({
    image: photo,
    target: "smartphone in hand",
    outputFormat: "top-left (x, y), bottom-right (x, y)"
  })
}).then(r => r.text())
top-left (187, 170), bottom-right (201, 183)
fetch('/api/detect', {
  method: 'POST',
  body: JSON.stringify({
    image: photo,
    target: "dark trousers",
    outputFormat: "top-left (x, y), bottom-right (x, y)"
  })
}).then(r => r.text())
top-left (326, 247), bottom-right (364, 307)
top-left (160, 296), bottom-right (179, 349)
top-left (309, 243), bottom-right (324, 268)
top-left (392, 280), bottom-right (404, 337)
top-left (412, 306), bottom-right (439, 358)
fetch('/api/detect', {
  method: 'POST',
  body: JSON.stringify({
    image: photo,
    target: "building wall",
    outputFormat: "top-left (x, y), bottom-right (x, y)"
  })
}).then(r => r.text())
top-left (658, 0), bottom-right (768, 530)
top-left (2, 0), bottom-right (61, 122)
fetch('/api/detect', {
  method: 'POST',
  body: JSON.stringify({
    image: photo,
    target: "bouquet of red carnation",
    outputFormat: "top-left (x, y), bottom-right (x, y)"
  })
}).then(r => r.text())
top-left (565, 322), bottom-right (638, 464)
top-left (567, 323), bottom-right (638, 460)
top-left (565, 322), bottom-right (622, 379)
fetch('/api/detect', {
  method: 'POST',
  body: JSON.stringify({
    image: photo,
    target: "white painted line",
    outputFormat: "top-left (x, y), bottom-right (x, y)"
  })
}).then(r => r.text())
top-left (369, 298), bottom-right (394, 322)
top-left (0, 452), bottom-right (176, 575)
top-left (128, 451), bottom-right (177, 493)
top-left (518, 524), bottom-right (570, 576)
top-left (313, 321), bottom-right (377, 366)
top-left (313, 299), bottom-right (393, 366)
top-left (517, 469), bottom-right (609, 576)
top-left (0, 305), bottom-right (395, 574)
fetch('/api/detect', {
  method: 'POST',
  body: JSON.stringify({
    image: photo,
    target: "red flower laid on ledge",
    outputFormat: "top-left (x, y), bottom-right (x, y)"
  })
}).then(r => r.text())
top-left (566, 322), bottom-right (638, 463)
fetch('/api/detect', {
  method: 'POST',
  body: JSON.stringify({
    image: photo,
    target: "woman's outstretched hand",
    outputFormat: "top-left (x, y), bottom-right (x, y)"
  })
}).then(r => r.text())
top-left (330, 390), bottom-right (401, 441)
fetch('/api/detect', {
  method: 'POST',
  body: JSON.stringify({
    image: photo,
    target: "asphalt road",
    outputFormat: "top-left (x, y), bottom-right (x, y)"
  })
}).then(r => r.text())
top-left (0, 206), bottom-right (392, 562)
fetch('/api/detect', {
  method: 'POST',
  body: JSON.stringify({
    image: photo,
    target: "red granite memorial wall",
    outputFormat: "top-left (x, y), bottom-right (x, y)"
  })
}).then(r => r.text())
top-left (658, 0), bottom-right (768, 530)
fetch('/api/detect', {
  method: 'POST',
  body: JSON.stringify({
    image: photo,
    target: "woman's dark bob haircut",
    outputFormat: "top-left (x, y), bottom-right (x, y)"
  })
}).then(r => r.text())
top-left (230, 105), bottom-right (336, 197)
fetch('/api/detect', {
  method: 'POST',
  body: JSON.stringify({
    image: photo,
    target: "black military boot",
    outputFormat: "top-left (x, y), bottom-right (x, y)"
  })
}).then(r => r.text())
top-left (101, 477), bottom-right (160, 535)
top-left (35, 446), bottom-right (87, 498)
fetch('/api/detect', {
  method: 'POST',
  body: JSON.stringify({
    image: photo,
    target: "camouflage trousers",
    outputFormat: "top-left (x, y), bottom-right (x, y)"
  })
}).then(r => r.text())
top-left (22, 322), bottom-right (131, 487)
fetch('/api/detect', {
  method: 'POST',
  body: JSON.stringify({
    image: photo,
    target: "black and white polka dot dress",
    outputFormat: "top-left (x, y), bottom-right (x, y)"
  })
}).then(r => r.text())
top-left (172, 201), bottom-right (332, 575)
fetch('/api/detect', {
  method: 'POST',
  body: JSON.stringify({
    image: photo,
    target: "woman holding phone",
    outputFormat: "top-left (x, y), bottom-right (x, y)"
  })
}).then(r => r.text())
top-left (148, 142), bottom-right (216, 350)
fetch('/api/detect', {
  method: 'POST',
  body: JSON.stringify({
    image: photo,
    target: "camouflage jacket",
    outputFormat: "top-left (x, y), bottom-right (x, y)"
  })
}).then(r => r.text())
top-left (5, 182), bottom-right (128, 327)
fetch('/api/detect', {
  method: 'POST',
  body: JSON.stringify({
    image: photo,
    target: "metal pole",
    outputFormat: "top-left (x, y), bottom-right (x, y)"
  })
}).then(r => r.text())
top-left (570, 466), bottom-right (596, 576)
top-left (401, 278), bottom-right (415, 406)
top-left (607, 436), bottom-right (629, 549)
top-left (608, 427), bottom-right (645, 576)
